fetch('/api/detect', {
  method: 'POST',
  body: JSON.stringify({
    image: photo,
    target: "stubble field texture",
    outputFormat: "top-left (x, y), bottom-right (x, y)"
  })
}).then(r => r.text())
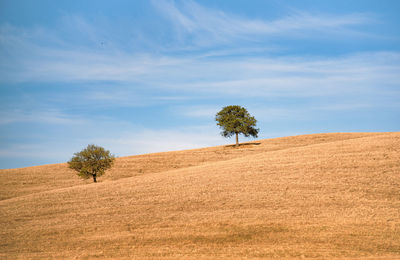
top-left (0, 132), bottom-right (399, 259)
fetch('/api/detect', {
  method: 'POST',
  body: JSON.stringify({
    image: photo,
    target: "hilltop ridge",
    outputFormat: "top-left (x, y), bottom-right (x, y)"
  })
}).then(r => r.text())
top-left (0, 132), bottom-right (383, 200)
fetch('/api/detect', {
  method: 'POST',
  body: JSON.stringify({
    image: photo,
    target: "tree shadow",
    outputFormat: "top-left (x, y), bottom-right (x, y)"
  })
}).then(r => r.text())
top-left (225, 142), bottom-right (261, 148)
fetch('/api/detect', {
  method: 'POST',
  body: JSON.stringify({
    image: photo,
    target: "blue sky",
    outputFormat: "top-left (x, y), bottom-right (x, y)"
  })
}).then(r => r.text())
top-left (0, 0), bottom-right (399, 169)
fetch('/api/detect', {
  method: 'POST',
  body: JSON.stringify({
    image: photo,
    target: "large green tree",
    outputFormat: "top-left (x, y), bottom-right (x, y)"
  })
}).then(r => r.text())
top-left (215, 105), bottom-right (259, 147)
top-left (68, 144), bottom-right (115, 183)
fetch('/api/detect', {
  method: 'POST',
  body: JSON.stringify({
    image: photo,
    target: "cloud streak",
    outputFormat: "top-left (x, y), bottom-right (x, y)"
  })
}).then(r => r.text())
top-left (1, 22), bottom-right (398, 100)
top-left (0, 109), bottom-right (88, 126)
top-left (153, 0), bottom-right (374, 46)
top-left (0, 1), bottom-right (391, 101)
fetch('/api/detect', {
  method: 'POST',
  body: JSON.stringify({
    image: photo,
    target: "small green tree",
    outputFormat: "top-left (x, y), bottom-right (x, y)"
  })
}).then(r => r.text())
top-left (68, 144), bottom-right (115, 183)
top-left (215, 105), bottom-right (259, 147)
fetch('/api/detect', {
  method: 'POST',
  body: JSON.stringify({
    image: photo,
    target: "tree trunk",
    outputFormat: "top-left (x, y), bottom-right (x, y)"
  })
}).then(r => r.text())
top-left (93, 174), bottom-right (97, 183)
top-left (235, 132), bottom-right (239, 147)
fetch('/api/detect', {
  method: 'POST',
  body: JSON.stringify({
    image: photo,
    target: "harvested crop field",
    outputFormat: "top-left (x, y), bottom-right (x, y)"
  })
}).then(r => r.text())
top-left (1, 132), bottom-right (399, 259)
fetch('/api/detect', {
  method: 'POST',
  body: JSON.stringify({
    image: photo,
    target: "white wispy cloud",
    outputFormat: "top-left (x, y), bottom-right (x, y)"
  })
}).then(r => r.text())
top-left (93, 126), bottom-right (230, 157)
top-left (1, 22), bottom-right (398, 99)
top-left (0, 2), bottom-right (393, 101)
top-left (0, 124), bottom-right (230, 165)
top-left (0, 143), bottom-right (72, 161)
top-left (0, 109), bottom-right (88, 125)
top-left (177, 105), bottom-right (221, 118)
top-left (152, 0), bottom-right (374, 46)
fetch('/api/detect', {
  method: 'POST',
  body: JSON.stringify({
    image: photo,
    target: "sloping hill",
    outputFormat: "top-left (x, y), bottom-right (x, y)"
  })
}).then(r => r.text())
top-left (1, 132), bottom-right (399, 259)
top-left (0, 132), bottom-right (380, 200)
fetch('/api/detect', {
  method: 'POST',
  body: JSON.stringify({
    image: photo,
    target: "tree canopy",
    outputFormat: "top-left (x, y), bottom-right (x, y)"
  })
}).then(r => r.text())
top-left (68, 144), bottom-right (115, 183)
top-left (215, 105), bottom-right (259, 146)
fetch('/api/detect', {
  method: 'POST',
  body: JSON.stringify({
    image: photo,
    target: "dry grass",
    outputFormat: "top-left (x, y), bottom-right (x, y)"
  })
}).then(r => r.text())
top-left (0, 132), bottom-right (399, 259)
top-left (0, 132), bottom-right (379, 200)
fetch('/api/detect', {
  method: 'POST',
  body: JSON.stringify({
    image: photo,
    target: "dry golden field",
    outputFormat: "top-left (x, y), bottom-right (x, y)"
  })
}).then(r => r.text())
top-left (0, 132), bottom-right (399, 259)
